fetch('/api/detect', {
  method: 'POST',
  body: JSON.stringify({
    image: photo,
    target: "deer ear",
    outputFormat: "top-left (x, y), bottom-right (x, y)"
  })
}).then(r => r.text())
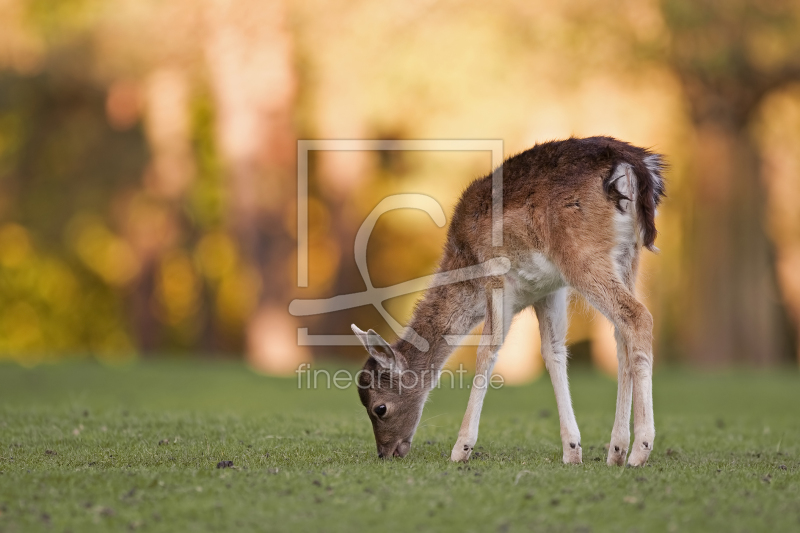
top-left (351, 324), bottom-right (407, 372)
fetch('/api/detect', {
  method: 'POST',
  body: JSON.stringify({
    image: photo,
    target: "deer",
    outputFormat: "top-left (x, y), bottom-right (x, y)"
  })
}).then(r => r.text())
top-left (351, 136), bottom-right (665, 467)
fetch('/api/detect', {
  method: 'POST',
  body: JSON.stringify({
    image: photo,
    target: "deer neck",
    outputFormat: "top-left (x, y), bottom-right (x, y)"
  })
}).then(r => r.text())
top-left (392, 282), bottom-right (478, 380)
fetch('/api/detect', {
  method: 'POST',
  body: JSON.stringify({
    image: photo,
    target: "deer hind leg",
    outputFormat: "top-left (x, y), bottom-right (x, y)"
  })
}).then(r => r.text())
top-left (607, 249), bottom-right (639, 465)
top-left (534, 288), bottom-right (582, 464)
top-left (568, 262), bottom-right (655, 467)
top-left (451, 284), bottom-right (507, 462)
top-left (608, 326), bottom-right (633, 466)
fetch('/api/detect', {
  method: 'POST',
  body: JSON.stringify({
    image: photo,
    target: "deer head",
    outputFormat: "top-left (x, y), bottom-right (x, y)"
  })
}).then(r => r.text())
top-left (351, 324), bottom-right (429, 459)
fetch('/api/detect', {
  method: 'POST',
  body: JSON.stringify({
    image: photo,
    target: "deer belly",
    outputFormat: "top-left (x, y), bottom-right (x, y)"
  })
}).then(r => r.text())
top-left (511, 253), bottom-right (566, 304)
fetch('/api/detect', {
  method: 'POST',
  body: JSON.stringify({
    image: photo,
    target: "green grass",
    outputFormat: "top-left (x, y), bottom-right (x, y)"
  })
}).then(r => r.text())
top-left (0, 361), bottom-right (798, 532)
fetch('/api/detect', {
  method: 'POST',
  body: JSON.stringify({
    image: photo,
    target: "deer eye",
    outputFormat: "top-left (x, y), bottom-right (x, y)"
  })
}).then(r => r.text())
top-left (373, 404), bottom-right (387, 417)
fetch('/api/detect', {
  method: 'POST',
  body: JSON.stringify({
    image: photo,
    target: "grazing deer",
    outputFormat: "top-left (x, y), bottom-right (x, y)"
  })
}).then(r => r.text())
top-left (352, 136), bottom-right (665, 466)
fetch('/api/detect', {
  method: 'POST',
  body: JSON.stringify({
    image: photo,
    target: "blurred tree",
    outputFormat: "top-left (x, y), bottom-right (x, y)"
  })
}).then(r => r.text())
top-left (93, 0), bottom-right (202, 354)
top-left (662, 0), bottom-right (800, 364)
top-left (1, 0), bottom-right (797, 371)
top-left (127, 68), bottom-right (196, 352)
top-left (0, 61), bottom-right (146, 357)
top-left (203, 0), bottom-right (309, 373)
top-left (756, 86), bottom-right (800, 365)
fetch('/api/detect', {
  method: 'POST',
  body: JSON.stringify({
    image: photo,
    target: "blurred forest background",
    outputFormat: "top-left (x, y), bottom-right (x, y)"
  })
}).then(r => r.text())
top-left (1, 0), bottom-right (799, 378)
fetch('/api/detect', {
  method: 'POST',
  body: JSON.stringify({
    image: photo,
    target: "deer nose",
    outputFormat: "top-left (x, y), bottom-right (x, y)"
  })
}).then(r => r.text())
top-left (377, 446), bottom-right (394, 459)
top-left (377, 442), bottom-right (399, 459)
top-left (377, 440), bottom-right (411, 459)
top-left (394, 441), bottom-right (411, 458)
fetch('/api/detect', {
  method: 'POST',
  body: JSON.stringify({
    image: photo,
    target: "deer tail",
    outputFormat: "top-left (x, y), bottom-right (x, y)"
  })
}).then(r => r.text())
top-left (604, 150), bottom-right (667, 251)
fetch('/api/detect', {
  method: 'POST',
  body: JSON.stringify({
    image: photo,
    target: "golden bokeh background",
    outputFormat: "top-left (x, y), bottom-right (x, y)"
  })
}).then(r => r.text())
top-left (1, 0), bottom-right (799, 379)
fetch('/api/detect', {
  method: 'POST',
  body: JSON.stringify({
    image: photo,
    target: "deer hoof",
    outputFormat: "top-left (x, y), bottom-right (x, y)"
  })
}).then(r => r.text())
top-left (450, 440), bottom-right (473, 462)
top-left (563, 441), bottom-right (582, 464)
top-left (606, 443), bottom-right (627, 466)
top-left (626, 440), bottom-right (652, 467)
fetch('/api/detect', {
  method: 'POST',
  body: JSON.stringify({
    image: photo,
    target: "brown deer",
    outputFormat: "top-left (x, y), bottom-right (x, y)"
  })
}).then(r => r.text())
top-left (352, 136), bottom-right (665, 466)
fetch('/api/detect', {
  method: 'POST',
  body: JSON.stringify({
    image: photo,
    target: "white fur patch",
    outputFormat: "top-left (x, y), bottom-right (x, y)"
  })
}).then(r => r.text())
top-left (611, 163), bottom-right (635, 213)
top-left (517, 253), bottom-right (562, 286)
top-left (508, 252), bottom-right (566, 310)
top-left (613, 207), bottom-right (638, 282)
top-left (611, 162), bottom-right (651, 246)
top-left (608, 163), bottom-right (641, 280)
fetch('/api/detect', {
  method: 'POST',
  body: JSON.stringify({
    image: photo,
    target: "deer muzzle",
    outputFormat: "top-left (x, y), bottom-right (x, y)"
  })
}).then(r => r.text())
top-left (377, 440), bottom-right (412, 459)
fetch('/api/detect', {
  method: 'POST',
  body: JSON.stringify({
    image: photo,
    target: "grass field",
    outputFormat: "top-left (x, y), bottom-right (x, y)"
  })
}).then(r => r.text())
top-left (0, 361), bottom-right (798, 532)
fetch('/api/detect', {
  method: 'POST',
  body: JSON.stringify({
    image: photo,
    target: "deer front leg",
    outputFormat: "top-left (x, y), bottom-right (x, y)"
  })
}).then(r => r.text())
top-left (450, 345), bottom-right (497, 462)
top-left (607, 327), bottom-right (632, 466)
top-left (534, 289), bottom-right (582, 465)
top-left (451, 286), bottom-right (504, 462)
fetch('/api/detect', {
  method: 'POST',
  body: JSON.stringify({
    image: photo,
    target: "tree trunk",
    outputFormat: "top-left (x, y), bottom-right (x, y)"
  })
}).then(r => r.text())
top-left (660, 0), bottom-right (800, 366)
top-left (682, 116), bottom-right (791, 365)
top-left (203, 0), bottom-right (309, 373)
top-left (129, 259), bottom-right (160, 353)
top-left (124, 68), bottom-right (194, 355)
